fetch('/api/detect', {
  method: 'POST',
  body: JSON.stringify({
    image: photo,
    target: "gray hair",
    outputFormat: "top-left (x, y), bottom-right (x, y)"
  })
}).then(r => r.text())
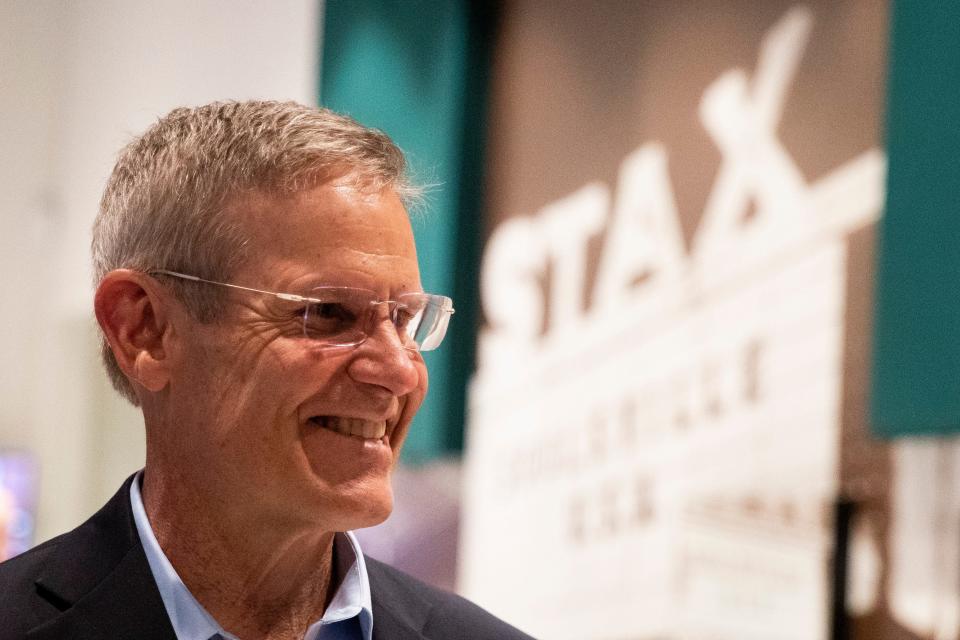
top-left (92, 100), bottom-right (418, 405)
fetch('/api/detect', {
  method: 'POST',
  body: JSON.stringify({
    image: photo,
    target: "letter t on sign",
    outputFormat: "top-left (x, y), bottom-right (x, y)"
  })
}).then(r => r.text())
top-left (538, 183), bottom-right (609, 337)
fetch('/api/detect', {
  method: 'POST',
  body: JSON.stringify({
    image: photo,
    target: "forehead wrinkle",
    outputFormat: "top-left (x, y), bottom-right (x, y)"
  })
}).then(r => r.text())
top-left (319, 246), bottom-right (416, 261)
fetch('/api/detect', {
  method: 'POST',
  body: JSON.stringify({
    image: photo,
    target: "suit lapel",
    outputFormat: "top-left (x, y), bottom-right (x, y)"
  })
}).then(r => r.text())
top-left (367, 558), bottom-right (432, 640)
top-left (26, 476), bottom-right (176, 640)
top-left (371, 602), bottom-right (430, 640)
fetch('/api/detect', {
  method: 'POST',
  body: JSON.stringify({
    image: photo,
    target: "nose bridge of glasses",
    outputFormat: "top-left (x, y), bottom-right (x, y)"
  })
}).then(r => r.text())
top-left (367, 298), bottom-right (402, 322)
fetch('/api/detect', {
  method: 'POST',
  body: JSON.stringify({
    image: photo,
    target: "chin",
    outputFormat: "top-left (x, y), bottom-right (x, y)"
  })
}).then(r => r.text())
top-left (351, 505), bottom-right (392, 530)
top-left (322, 483), bottom-right (394, 532)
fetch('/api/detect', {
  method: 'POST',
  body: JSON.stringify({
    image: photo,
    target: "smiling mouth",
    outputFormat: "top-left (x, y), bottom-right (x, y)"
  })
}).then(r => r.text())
top-left (310, 416), bottom-right (387, 440)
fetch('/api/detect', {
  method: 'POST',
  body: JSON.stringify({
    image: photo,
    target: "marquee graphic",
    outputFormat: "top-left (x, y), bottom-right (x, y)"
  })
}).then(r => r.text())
top-left (461, 6), bottom-right (886, 639)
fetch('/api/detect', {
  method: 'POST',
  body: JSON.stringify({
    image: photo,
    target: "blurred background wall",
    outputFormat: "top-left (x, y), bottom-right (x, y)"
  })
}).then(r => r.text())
top-left (0, 0), bottom-right (318, 547)
top-left (2, 2), bottom-right (960, 640)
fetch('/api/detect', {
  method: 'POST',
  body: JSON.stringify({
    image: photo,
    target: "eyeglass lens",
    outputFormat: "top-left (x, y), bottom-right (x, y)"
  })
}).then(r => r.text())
top-left (302, 288), bottom-right (451, 351)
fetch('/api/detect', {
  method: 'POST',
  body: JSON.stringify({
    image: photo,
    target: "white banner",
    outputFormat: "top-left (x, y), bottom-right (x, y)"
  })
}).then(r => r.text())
top-left (461, 7), bottom-right (885, 639)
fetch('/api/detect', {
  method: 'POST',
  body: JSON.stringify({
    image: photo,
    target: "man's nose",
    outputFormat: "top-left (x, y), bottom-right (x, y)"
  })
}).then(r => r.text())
top-left (346, 317), bottom-right (421, 397)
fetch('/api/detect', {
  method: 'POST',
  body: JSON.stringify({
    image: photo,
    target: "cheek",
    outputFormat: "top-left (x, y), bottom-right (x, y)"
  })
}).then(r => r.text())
top-left (177, 338), bottom-right (310, 433)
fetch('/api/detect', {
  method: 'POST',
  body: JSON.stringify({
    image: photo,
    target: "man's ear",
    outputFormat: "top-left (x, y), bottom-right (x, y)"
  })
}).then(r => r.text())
top-left (94, 269), bottom-right (173, 394)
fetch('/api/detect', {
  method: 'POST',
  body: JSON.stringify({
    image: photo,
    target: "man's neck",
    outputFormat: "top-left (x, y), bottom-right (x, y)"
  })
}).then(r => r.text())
top-left (141, 468), bottom-right (338, 640)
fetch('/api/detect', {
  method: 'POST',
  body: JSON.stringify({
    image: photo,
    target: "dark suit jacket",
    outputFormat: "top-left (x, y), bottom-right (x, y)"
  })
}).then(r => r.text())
top-left (0, 477), bottom-right (534, 640)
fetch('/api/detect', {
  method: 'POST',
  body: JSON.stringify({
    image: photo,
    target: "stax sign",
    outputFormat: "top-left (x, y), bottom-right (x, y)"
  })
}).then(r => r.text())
top-left (462, 5), bottom-right (884, 640)
top-left (479, 5), bottom-right (854, 362)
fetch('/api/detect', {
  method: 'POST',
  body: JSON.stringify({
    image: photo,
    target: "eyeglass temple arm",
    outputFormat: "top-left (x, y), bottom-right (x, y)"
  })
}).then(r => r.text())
top-left (150, 269), bottom-right (314, 303)
top-left (152, 269), bottom-right (453, 312)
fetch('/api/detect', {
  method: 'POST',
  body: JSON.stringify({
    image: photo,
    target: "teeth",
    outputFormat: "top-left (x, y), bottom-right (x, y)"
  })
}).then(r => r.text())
top-left (319, 417), bottom-right (386, 440)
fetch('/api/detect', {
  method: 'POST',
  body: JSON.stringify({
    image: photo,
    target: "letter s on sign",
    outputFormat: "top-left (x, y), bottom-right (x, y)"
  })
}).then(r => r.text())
top-left (479, 215), bottom-right (546, 370)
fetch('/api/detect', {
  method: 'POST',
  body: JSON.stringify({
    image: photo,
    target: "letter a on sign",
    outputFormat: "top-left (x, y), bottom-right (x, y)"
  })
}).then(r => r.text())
top-left (593, 143), bottom-right (685, 312)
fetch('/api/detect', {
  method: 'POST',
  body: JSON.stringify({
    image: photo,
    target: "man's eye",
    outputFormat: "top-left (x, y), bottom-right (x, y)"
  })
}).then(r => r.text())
top-left (307, 302), bottom-right (357, 323)
top-left (299, 299), bottom-right (369, 343)
top-left (302, 303), bottom-right (362, 338)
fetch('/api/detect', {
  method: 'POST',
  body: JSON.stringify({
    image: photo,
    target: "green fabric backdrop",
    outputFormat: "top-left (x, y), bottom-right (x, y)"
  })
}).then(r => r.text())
top-left (871, 0), bottom-right (960, 436)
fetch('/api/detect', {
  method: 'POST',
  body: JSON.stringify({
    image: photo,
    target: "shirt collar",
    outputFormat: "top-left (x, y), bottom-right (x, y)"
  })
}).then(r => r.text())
top-left (130, 471), bottom-right (373, 640)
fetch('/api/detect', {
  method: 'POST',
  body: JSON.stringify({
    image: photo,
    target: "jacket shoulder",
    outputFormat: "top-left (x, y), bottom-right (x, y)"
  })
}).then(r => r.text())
top-left (365, 557), bottom-right (536, 640)
top-left (0, 531), bottom-right (64, 583)
top-left (0, 533), bottom-right (70, 639)
top-left (0, 475), bottom-right (140, 640)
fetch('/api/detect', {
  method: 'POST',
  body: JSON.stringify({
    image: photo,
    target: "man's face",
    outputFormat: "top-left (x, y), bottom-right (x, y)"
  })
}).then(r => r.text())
top-left (160, 178), bottom-right (428, 531)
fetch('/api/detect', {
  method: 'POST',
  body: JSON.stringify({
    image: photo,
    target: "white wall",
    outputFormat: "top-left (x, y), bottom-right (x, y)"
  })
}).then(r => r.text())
top-left (0, 0), bottom-right (319, 543)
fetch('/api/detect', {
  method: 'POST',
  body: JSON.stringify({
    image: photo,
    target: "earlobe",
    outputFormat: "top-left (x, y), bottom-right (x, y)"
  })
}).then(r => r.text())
top-left (94, 270), bottom-right (172, 394)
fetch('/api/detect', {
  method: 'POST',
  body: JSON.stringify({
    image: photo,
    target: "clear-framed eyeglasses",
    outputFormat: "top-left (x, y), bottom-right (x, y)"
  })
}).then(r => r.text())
top-left (150, 269), bottom-right (454, 352)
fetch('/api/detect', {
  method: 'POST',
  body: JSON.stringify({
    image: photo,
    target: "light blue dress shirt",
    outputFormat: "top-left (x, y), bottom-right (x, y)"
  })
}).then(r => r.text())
top-left (130, 473), bottom-right (373, 640)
